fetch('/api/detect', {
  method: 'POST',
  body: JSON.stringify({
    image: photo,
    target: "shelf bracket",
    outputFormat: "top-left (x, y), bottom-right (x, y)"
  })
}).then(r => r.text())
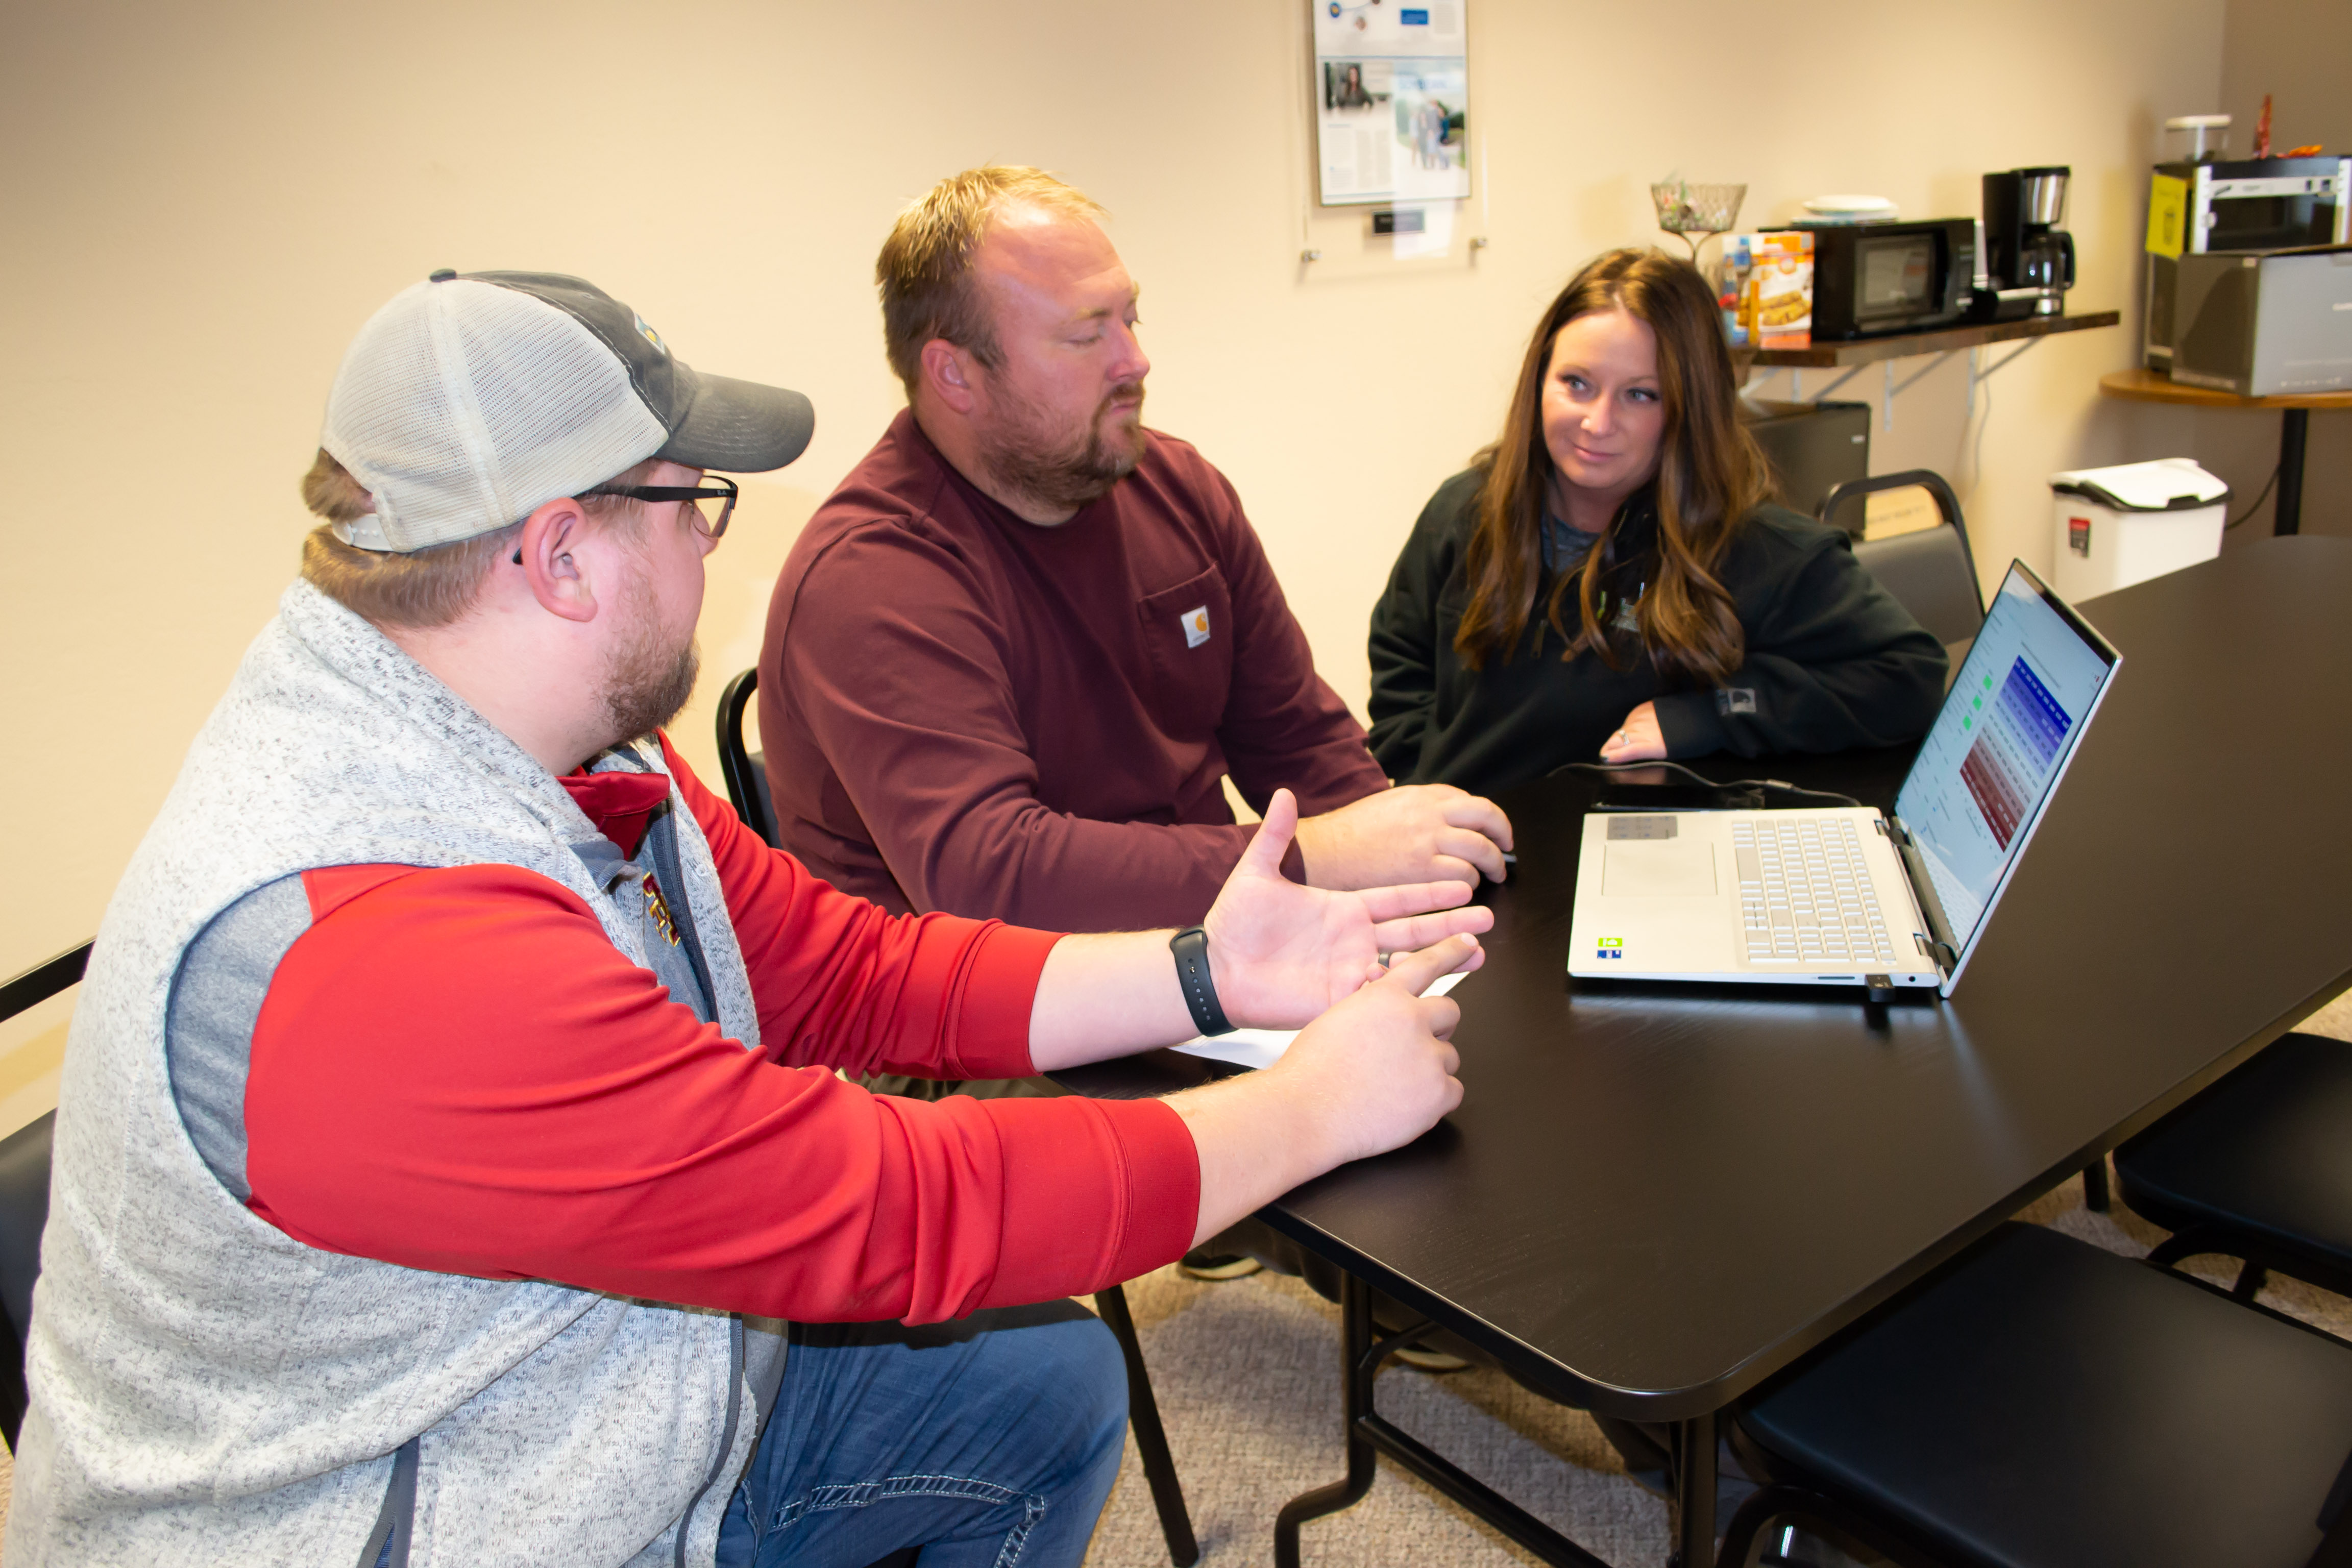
top-left (1974, 337), bottom-right (2043, 382)
top-left (1807, 364), bottom-right (1866, 404)
top-left (1965, 337), bottom-right (2043, 419)
top-left (1880, 350), bottom-right (1962, 433)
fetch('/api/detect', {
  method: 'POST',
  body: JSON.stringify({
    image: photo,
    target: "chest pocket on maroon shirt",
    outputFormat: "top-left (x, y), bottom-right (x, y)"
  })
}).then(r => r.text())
top-left (1136, 566), bottom-right (1235, 740)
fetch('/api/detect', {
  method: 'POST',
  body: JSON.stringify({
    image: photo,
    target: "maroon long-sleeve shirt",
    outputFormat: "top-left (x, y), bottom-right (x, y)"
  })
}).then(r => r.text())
top-left (760, 410), bottom-right (1390, 931)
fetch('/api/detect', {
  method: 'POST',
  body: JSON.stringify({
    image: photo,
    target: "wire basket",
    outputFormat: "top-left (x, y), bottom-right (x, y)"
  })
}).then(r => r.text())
top-left (1650, 181), bottom-right (1747, 260)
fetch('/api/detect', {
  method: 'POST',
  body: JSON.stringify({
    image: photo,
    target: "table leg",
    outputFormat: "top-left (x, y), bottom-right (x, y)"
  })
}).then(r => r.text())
top-left (2275, 408), bottom-right (2308, 536)
top-left (1273, 1273), bottom-right (1379, 1568)
top-left (1671, 1409), bottom-right (1717, 1568)
top-left (1275, 1272), bottom-right (1616, 1568)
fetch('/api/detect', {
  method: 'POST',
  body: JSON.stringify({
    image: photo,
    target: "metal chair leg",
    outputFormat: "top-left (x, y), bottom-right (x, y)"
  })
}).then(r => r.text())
top-left (2234, 1261), bottom-right (2269, 1302)
top-left (1095, 1284), bottom-right (1199, 1567)
top-left (1712, 1481), bottom-right (1927, 1568)
top-left (2146, 1226), bottom-right (2225, 1270)
top-left (2081, 1159), bottom-right (2110, 1212)
top-left (1718, 1483), bottom-right (1794, 1568)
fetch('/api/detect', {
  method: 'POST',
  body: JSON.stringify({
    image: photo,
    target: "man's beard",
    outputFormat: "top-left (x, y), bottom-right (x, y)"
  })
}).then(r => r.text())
top-left (601, 580), bottom-right (702, 745)
top-left (974, 378), bottom-right (1148, 514)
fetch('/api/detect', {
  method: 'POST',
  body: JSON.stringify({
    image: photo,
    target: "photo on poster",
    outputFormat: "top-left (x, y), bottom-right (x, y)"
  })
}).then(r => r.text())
top-left (1312, 0), bottom-right (1470, 207)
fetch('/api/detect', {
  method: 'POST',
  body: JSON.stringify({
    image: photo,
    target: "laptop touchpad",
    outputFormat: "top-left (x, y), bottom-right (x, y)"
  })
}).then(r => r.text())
top-left (1602, 841), bottom-right (1718, 897)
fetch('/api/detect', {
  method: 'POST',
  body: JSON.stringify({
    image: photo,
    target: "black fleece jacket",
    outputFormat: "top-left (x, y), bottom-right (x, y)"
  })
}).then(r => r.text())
top-left (1367, 469), bottom-right (1948, 793)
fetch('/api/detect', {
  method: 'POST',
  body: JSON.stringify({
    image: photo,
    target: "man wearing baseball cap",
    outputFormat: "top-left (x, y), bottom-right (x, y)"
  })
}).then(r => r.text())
top-left (9, 269), bottom-right (1485, 1568)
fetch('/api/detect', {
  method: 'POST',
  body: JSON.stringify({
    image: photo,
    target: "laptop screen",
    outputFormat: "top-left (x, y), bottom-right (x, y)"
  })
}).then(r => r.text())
top-left (1894, 562), bottom-right (2121, 960)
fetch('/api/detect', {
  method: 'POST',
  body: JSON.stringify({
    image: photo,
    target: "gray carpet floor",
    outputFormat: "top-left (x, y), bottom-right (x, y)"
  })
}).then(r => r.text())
top-left (4, 994), bottom-right (2349, 1558)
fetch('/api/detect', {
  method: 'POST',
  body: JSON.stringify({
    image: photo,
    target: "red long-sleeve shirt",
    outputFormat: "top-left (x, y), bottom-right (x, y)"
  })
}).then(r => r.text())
top-left (239, 740), bottom-right (1199, 1324)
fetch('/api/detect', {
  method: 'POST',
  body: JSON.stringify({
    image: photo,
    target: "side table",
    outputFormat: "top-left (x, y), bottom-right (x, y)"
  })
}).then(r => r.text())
top-left (2098, 366), bottom-right (2352, 535)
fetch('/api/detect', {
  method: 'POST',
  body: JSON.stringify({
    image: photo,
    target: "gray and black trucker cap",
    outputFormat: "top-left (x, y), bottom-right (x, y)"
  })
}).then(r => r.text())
top-left (320, 268), bottom-right (815, 552)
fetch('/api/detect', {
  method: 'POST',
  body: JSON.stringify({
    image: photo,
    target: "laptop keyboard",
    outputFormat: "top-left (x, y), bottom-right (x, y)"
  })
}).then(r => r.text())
top-left (1731, 817), bottom-right (1900, 969)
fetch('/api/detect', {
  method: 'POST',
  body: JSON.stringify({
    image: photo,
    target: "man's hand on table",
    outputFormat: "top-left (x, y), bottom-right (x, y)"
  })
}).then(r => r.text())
top-left (1292, 782), bottom-right (1513, 891)
top-left (1261, 939), bottom-right (1470, 1162)
top-left (1169, 936), bottom-right (1473, 1245)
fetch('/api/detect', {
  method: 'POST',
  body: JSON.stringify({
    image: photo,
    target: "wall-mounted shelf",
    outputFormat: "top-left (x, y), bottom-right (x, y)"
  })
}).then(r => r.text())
top-left (1738, 310), bottom-right (2121, 431)
top-left (1742, 310), bottom-right (2120, 369)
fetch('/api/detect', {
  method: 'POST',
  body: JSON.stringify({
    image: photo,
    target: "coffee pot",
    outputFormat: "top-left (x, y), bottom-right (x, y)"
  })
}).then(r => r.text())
top-left (1983, 166), bottom-right (2076, 316)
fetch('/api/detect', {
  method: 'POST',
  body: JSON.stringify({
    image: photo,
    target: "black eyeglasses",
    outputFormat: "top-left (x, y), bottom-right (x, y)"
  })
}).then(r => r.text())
top-left (512, 475), bottom-right (740, 564)
top-left (583, 474), bottom-right (739, 540)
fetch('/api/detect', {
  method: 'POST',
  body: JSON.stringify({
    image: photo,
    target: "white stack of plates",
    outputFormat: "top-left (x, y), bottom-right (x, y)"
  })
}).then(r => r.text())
top-left (1801, 194), bottom-right (1899, 224)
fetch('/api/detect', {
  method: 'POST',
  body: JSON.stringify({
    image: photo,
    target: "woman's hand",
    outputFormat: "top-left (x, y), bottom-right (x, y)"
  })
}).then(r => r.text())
top-left (1598, 701), bottom-right (1667, 763)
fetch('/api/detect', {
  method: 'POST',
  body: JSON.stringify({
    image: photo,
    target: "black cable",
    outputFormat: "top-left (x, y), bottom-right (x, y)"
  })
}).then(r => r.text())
top-left (2224, 463), bottom-right (2281, 531)
top-left (1969, 366), bottom-right (1993, 491)
top-left (1555, 759), bottom-right (1861, 808)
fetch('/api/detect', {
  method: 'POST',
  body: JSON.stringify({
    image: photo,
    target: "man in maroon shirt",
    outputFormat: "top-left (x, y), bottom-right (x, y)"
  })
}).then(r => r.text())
top-left (758, 165), bottom-right (1514, 938)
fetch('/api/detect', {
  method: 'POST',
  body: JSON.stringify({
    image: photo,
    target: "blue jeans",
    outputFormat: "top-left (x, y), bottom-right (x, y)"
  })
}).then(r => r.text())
top-left (715, 1299), bottom-right (1128, 1568)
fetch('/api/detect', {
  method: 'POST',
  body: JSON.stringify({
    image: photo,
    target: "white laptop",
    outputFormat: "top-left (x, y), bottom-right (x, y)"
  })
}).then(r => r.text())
top-left (1566, 561), bottom-right (2122, 998)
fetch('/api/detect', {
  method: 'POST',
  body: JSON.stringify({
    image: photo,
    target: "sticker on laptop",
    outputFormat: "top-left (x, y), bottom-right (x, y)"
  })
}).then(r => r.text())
top-left (1596, 937), bottom-right (1624, 960)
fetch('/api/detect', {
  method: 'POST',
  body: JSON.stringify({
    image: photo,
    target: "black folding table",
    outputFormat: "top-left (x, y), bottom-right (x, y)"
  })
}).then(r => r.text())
top-left (1057, 536), bottom-right (2352, 1566)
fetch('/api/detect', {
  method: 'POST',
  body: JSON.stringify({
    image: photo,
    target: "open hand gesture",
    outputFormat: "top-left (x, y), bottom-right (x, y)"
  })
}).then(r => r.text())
top-left (1203, 789), bottom-right (1491, 1029)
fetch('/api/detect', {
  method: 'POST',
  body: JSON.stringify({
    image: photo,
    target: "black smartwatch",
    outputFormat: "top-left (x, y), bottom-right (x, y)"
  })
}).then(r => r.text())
top-left (1169, 926), bottom-right (1233, 1036)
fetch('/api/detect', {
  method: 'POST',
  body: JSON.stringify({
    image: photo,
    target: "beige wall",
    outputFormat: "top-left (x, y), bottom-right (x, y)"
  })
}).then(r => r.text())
top-left (2223, 0), bottom-right (2352, 168)
top-left (1, 0), bottom-right (2228, 1124)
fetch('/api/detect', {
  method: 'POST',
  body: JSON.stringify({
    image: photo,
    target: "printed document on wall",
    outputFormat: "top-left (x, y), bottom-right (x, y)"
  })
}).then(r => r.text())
top-left (1313, 0), bottom-right (1470, 207)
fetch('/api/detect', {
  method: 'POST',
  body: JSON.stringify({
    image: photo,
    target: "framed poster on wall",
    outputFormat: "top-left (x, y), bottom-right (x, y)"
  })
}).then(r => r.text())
top-left (1312, 0), bottom-right (1469, 207)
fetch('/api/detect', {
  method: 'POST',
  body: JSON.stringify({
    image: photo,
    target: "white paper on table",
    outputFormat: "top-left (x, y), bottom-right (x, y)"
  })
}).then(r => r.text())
top-left (1170, 969), bottom-right (1469, 1071)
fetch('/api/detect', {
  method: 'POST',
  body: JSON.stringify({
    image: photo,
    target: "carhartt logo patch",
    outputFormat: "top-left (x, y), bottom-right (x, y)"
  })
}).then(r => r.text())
top-left (1181, 606), bottom-right (1211, 648)
top-left (633, 313), bottom-right (667, 354)
top-left (1716, 687), bottom-right (1758, 716)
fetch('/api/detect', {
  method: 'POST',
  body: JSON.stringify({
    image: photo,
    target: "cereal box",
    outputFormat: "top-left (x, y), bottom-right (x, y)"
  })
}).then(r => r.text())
top-left (1736, 231), bottom-right (1813, 349)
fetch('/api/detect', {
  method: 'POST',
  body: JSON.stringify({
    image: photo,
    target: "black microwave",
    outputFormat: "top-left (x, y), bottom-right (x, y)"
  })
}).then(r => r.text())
top-left (1795, 218), bottom-right (1976, 339)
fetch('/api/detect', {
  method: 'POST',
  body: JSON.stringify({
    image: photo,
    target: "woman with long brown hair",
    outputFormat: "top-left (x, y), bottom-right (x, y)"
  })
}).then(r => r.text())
top-left (1367, 248), bottom-right (1946, 792)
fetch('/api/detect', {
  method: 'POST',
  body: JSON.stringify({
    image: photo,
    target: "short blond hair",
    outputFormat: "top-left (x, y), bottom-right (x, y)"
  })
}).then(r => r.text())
top-left (297, 449), bottom-right (654, 630)
top-left (875, 164), bottom-right (1108, 398)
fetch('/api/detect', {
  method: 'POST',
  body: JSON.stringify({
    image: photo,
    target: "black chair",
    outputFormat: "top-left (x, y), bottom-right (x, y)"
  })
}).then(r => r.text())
top-left (715, 668), bottom-right (779, 851)
top-left (2115, 1031), bottom-right (2352, 1308)
top-left (1819, 470), bottom-right (1987, 655)
top-left (0, 940), bottom-right (88, 1453)
top-left (712, 678), bottom-right (1198, 1565)
top-left (1720, 1222), bottom-right (2352, 1568)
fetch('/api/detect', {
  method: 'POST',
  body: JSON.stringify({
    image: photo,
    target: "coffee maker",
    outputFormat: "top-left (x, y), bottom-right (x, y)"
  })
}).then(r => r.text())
top-left (1982, 166), bottom-right (2075, 317)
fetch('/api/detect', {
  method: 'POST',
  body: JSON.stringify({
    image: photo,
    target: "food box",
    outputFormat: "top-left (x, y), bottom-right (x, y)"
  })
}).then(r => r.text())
top-left (1733, 231), bottom-right (1813, 349)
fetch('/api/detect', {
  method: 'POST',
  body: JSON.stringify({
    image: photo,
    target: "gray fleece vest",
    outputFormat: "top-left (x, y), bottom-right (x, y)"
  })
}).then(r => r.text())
top-left (7, 581), bottom-right (775, 1568)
